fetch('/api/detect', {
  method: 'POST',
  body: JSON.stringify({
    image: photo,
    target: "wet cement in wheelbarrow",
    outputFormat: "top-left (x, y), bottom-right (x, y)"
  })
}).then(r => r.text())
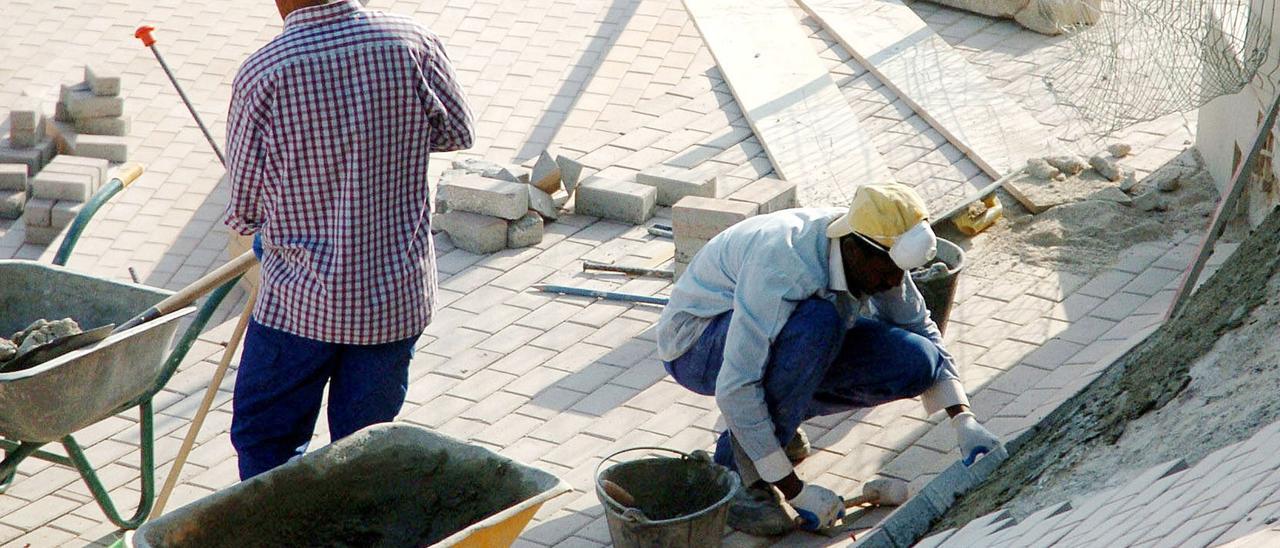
top-left (156, 449), bottom-right (537, 547)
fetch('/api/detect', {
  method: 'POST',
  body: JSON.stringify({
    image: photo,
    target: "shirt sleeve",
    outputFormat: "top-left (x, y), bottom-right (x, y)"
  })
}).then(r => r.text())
top-left (419, 34), bottom-right (475, 153)
top-left (869, 276), bottom-right (970, 415)
top-left (714, 249), bottom-right (819, 483)
top-left (224, 76), bottom-right (271, 236)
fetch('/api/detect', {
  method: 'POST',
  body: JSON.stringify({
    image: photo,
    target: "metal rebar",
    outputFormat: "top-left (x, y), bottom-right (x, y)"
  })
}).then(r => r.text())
top-left (146, 45), bottom-right (227, 166)
top-left (532, 284), bottom-right (669, 306)
top-left (582, 260), bottom-right (674, 279)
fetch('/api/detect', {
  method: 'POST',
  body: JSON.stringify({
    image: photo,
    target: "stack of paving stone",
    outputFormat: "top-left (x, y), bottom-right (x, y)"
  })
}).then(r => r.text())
top-left (47, 67), bottom-right (130, 163)
top-left (670, 177), bottom-right (799, 278)
top-left (23, 155), bottom-right (109, 245)
top-left (435, 151), bottom-right (585, 254)
top-left (0, 100), bottom-right (58, 179)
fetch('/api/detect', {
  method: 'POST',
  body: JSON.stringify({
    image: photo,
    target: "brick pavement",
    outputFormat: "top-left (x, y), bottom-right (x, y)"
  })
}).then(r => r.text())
top-left (917, 418), bottom-right (1280, 547)
top-left (0, 0), bottom-right (1214, 547)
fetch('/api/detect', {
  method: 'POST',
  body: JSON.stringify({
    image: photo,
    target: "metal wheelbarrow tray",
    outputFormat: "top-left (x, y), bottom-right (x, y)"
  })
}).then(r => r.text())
top-left (0, 260), bottom-right (192, 441)
top-left (132, 423), bottom-right (573, 547)
top-left (0, 260), bottom-right (235, 529)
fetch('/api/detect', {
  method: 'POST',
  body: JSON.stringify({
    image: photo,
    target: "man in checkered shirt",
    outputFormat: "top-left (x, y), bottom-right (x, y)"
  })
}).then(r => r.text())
top-left (224, 0), bottom-right (473, 480)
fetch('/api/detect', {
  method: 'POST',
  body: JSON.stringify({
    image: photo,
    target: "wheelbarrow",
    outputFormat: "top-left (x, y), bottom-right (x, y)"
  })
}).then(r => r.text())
top-left (127, 423), bottom-right (572, 547)
top-left (0, 165), bottom-right (244, 529)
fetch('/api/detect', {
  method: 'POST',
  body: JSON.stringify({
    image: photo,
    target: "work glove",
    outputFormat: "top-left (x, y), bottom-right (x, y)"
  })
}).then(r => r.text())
top-left (251, 233), bottom-right (263, 260)
top-left (787, 483), bottom-right (844, 531)
top-left (952, 411), bottom-right (1001, 466)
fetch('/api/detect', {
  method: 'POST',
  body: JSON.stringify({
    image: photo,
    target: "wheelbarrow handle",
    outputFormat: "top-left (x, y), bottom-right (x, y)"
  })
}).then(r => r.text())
top-left (115, 251), bottom-right (258, 333)
top-left (54, 163), bottom-right (146, 267)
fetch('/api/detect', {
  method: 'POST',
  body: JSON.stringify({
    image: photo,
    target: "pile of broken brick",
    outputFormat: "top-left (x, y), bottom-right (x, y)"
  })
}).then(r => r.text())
top-left (1020, 143), bottom-right (1194, 214)
top-left (434, 146), bottom-right (801, 277)
top-left (434, 151), bottom-right (584, 254)
top-left (0, 66), bottom-right (130, 245)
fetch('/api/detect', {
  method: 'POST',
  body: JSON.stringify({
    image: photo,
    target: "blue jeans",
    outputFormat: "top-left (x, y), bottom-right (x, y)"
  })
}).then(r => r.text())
top-left (663, 298), bottom-right (944, 472)
top-left (231, 319), bottom-right (419, 480)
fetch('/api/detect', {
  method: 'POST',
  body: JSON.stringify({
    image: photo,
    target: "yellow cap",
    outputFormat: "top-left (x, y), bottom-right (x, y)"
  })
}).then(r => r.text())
top-left (827, 183), bottom-right (937, 270)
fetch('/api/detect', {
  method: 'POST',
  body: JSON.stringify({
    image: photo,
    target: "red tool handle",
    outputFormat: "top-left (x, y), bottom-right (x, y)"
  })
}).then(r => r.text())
top-left (135, 25), bottom-right (157, 47)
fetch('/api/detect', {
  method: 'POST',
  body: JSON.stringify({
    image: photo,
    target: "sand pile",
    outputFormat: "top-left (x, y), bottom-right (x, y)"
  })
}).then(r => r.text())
top-left (956, 148), bottom-right (1217, 280)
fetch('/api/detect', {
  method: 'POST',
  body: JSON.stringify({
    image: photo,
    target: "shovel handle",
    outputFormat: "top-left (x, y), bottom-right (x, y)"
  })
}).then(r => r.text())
top-left (844, 493), bottom-right (879, 508)
top-left (114, 251), bottom-right (257, 333)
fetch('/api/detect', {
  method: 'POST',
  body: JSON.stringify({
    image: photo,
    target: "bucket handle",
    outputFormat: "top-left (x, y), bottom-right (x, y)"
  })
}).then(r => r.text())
top-left (594, 446), bottom-right (714, 524)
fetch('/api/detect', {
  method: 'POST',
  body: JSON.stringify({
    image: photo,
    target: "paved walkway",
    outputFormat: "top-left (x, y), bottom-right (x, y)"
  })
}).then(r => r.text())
top-left (0, 1), bottom-right (1205, 546)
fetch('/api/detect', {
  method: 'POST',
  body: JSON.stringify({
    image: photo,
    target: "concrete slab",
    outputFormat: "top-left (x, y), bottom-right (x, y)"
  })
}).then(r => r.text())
top-left (683, 0), bottom-right (893, 208)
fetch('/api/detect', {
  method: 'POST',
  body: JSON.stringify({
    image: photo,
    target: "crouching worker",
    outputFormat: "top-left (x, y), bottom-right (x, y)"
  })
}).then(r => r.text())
top-left (656, 183), bottom-right (1001, 535)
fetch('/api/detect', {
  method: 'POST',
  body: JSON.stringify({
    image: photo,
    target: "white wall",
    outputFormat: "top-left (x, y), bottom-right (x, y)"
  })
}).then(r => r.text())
top-left (1195, 0), bottom-right (1280, 227)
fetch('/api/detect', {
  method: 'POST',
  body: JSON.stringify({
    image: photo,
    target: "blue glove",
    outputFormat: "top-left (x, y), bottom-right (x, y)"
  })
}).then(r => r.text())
top-left (787, 483), bottom-right (844, 531)
top-left (252, 233), bottom-right (264, 260)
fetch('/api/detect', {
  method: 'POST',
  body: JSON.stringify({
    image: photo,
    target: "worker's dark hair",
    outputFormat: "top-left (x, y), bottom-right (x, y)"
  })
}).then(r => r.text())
top-left (841, 232), bottom-right (891, 262)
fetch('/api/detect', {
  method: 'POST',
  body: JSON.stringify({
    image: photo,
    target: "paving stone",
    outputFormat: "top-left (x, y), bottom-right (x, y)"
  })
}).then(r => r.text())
top-left (441, 174), bottom-right (531, 220)
top-left (31, 170), bottom-right (92, 202)
top-left (672, 234), bottom-right (709, 264)
top-left (726, 176), bottom-right (798, 214)
top-left (508, 211), bottom-right (545, 248)
top-left (2, 493), bottom-right (78, 530)
top-left (0, 163), bottom-right (26, 191)
top-left (72, 134), bottom-right (128, 162)
top-left (1057, 316), bottom-right (1119, 345)
top-left (23, 196), bottom-right (53, 227)
top-left (74, 116), bottom-right (131, 136)
top-left (51, 200), bottom-right (83, 229)
top-left (0, 138), bottom-right (46, 174)
top-left (0, 190), bottom-right (24, 219)
top-left (44, 155), bottom-right (108, 189)
top-left (1090, 291), bottom-right (1149, 321)
top-left (473, 413), bottom-right (544, 447)
top-left (556, 154), bottom-right (586, 195)
top-left (1076, 269), bottom-right (1137, 299)
top-left (62, 84), bottom-right (124, 119)
top-left (530, 150), bottom-right (562, 194)
top-left (671, 195), bottom-right (758, 241)
top-left (975, 338), bottom-right (1039, 371)
top-left (435, 211), bottom-right (508, 254)
top-left (85, 66), bottom-right (121, 96)
top-left (528, 184), bottom-right (559, 221)
top-left (574, 176), bottom-right (657, 224)
top-left (8, 109), bottom-right (42, 148)
top-left (636, 166), bottom-right (719, 206)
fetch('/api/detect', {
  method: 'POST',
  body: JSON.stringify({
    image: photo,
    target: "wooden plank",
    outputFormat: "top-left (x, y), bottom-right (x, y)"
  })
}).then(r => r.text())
top-left (1166, 91), bottom-right (1280, 319)
top-left (682, 0), bottom-right (893, 208)
top-left (799, 0), bottom-right (1048, 210)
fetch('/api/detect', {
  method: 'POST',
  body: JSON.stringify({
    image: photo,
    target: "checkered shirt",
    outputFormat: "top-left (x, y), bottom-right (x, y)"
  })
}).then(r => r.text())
top-left (225, 0), bottom-right (473, 344)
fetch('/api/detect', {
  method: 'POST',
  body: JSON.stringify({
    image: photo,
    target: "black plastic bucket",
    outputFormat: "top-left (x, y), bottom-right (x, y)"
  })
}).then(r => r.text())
top-left (911, 238), bottom-right (965, 334)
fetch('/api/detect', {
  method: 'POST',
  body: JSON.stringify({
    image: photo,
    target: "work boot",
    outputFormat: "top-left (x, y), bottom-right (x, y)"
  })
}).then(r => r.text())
top-left (726, 481), bottom-right (796, 536)
top-left (785, 428), bottom-right (811, 464)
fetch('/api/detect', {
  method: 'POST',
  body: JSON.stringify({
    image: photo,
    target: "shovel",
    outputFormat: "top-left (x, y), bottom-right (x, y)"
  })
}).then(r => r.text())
top-left (0, 251), bottom-right (257, 373)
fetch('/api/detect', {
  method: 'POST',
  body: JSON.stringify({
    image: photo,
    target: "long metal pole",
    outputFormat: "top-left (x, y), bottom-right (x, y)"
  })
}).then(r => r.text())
top-left (135, 26), bottom-right (227, 166)
top-left (533, 284), bottom-right (670, 306)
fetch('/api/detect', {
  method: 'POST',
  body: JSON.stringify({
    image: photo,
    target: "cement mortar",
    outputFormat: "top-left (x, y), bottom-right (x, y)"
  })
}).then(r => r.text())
top-left (931, 206), bottom-right (1280, 532)
top-left (156, 448), bottom-right (536, 547)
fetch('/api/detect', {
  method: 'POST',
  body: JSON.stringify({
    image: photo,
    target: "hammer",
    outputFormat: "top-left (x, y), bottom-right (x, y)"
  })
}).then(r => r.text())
top-left (843, 477), bottom-right (909, 508)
